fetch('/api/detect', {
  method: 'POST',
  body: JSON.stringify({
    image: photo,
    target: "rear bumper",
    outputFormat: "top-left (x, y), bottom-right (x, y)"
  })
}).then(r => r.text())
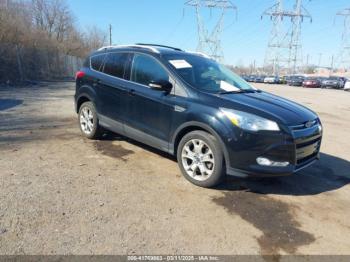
top-left (225, 121), bottom-right (322, 178)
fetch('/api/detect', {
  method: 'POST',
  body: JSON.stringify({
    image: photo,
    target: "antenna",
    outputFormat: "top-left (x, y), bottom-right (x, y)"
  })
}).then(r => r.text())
top-left (185, 0), bottom-right (237, 62)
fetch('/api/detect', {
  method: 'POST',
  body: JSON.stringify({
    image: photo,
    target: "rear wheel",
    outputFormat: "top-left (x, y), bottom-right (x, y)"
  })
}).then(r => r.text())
top-left (78, 101), bottom-right (103, 139)
top-left (177, 131), bottom-right (225, 188)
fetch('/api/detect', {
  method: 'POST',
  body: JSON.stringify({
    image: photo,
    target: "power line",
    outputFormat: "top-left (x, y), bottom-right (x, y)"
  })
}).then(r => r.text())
top-left (185, 0), bottom-right (237, 62)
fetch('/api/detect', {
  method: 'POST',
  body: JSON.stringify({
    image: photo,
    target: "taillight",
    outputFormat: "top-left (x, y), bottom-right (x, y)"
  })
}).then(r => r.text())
top-left (75, 71), bottom-right (85, 80)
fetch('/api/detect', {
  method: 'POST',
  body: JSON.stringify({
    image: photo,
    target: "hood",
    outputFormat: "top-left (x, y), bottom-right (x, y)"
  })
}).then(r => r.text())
top-left (216, 91), bottom-right (317, 126)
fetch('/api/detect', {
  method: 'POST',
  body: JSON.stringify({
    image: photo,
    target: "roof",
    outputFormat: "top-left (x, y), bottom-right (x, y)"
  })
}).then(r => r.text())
top-left (92, 44), bottom-right (210, 58)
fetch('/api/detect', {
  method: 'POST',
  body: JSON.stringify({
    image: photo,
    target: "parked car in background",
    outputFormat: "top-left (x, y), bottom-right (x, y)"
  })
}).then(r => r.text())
top-left (264, 76), bottom-right (279, 84)
top-left (253, 75), bottom-right (266, 83)
top-left (287, 76), bottom-right (305, 86)
top-left (344, 80), bottom-right (350, 91)
top-left (246, 75), bottom-right (256, 82)
top-left (279, 76), bottom-right (288, 84)
top-left (303, 77), bottom-right (321, 88)
top-left (240, 75), bottom-right (249, 82)
top-left (321, 76), bottom-right (347, 89)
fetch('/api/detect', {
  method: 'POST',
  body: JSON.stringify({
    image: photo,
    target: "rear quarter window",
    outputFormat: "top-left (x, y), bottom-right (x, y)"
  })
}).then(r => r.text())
top-left (90, 54), bottom-right (106, 72)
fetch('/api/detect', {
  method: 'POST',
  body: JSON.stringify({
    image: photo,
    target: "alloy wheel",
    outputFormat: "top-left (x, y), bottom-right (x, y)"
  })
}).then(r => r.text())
top-left (80, 106), bottom-right (94, 135)
top-left (181, 139), bottom-right (215, 181)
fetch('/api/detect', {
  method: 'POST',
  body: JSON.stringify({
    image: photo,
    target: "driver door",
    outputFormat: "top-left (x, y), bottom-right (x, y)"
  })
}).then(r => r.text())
top-left (123, 53), bottom-right (174, 151)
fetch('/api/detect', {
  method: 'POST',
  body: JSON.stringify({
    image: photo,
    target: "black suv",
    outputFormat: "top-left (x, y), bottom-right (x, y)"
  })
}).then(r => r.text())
top-left (75, 44), bottom-right (323, 188)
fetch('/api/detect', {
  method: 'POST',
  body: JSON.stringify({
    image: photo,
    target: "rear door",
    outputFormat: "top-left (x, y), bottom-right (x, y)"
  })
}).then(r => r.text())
top-left (97, 52), bottom-right (132, 134)
top-left (123, 53), bottom-right (174, 151)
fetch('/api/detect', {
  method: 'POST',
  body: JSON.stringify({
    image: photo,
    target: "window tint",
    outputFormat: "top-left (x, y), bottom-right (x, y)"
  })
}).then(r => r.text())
top-left (131, 54), bottom-right (169, 86)
top-left (90, 54), bottom-right (106, 71)
top-left (103, 53), bottom-right (129, 78)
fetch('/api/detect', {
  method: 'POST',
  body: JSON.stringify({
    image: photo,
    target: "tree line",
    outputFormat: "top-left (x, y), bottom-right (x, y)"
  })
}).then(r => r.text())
top-left (0, 0), bottom-right (107, 83)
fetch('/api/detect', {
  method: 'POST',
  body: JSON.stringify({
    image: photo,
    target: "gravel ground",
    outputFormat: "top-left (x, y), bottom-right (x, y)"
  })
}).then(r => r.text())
top-left (0, 82), bottom-right (349, 256)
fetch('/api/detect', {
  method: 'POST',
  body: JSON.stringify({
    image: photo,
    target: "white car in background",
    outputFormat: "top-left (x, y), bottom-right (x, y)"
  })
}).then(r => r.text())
top-left (344, 80), bottom-right (350, 91)
top-left (264, 76), bottom-right (279, 84)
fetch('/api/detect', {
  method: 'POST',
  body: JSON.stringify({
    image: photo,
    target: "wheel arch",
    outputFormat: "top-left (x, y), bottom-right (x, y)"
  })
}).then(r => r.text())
top-left (171, 121), bottom-right (231, 168)
top-left (75, 85), bottom-right (97, 113)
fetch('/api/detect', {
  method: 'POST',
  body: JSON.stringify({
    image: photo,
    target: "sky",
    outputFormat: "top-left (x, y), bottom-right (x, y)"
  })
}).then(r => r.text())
top-left (68, 0), bottom-right (349, 67)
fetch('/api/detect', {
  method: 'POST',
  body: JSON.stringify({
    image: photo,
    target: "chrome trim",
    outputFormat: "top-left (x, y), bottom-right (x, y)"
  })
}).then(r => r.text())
top-left (97, 44), bottom-right (160, 53)
top-left (296, 141), bottom-right (320, 160)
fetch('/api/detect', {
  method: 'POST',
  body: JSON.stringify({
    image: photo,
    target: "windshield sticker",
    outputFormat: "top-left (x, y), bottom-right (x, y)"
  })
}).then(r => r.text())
top-left (220, 81), bottom-right (240, 92)
top-left (169, 60), bottom-right (192, 69)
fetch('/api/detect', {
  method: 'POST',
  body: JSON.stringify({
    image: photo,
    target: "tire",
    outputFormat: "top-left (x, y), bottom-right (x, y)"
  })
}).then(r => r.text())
top-left (177, 130), bottom-right (225, 188)
top-left (78, 101), bottom-right (103, 139)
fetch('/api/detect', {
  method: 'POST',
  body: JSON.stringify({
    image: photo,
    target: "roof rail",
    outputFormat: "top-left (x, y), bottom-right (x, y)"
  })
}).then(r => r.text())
top-left (135, 43), bottom-right (183, 51)
top-left (97, 44), bottom-right (160, 53)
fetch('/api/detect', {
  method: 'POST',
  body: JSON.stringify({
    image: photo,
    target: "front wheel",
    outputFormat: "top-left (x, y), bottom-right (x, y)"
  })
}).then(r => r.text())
top-left (177, 131), bottom-right (225, 188)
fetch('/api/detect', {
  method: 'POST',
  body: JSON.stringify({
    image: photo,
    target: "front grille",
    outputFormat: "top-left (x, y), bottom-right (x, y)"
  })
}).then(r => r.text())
top-left (290, 120), bottom-right (322, 170)
top-left (296, 140), bottom-right (321, 163)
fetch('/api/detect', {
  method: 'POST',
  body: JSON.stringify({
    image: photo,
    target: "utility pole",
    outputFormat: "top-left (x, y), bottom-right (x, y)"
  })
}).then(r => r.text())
top-left (263, 0), bottom-right (311, 75)
top-left (331, 55), bottom-right (334, 72)
top-left (185, 0), bottom-right (237, 62)
top-left (318, 53), bottom-right (322, 67)
top-left (336, 8), bottom-right (350, 71)
top-left (109, 24), bottom-right (112, 46)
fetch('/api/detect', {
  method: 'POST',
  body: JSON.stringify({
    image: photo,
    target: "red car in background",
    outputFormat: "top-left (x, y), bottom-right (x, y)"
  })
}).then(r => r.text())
top-left (303, 77), bottom-right (321, 88)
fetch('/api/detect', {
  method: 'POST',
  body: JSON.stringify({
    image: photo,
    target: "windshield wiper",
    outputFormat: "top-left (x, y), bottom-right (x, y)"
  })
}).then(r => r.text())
top-left (218, 89), bottom-right (260, 95)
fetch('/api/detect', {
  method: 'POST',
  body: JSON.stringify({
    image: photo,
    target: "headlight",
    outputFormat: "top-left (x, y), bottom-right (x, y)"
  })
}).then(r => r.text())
top-left (220, 108), bottom-right (280, 132)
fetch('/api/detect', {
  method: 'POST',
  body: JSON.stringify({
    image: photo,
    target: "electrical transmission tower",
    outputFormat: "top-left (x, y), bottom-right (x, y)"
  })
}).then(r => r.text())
top-left (263, 0), bottom-right (311, 75)
top-left (336, 8), bottom-right (350, 71)
top-left (185, 0), bottom-right (237, 62)
top-left (262, 0), bottom-right (287, 75)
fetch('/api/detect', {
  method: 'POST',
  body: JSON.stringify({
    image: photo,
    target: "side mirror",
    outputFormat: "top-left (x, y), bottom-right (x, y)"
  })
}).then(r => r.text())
top-left (149, 80), bottom-right (173, 93)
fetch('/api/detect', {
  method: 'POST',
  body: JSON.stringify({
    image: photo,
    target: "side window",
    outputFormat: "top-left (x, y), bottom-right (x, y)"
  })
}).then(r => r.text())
top-left (90, 54), bottom-right (106, 72)
top-left (103, 53), bottom-right (129, 78)
top-left (131, 54), bottom-right (169, 86)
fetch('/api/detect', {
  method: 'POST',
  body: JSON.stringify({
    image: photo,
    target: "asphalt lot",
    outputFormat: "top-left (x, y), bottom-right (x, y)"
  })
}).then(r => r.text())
top-left (0, 82), bottom-right (349, 256)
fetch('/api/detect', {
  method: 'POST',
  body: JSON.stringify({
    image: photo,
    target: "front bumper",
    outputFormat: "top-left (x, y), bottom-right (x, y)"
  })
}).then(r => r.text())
top-left (303, 83), bottom-right (320, 88)
top-left (225, 121), bottom-right (322, 177)
top-left (322, 83), bottom-right (340, 88)
top-left (289, 82), bottom-right (303, 86)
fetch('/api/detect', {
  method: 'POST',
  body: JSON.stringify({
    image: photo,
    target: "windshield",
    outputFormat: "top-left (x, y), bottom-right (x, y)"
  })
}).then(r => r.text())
top-left (164, 54), bottom-right (256, 93)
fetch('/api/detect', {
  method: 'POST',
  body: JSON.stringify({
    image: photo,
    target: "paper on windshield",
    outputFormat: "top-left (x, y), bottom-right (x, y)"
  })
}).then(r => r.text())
top-left (220, 81), bottom-right (240, 92)
top-left (169, 60), bottom-right (192, 69)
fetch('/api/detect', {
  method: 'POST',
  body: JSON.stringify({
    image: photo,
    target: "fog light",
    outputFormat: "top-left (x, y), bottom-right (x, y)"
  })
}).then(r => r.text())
top-left (257, 157), bottom-right (289, 167)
